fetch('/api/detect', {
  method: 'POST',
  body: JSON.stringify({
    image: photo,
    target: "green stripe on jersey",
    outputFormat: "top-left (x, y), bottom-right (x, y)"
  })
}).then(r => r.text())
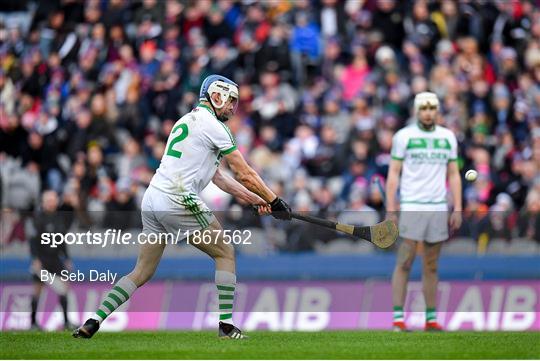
top-left (433, 138), bottom-right (451, 150)
top-left (406, 137), bottom-right (451, 150)
top-left (218, 121), bottom-right (236, 145)
top-left (406, 138), bottom-right (428, 149)
top-left (221, 145), bottom-right (237, 155)
top-left (198, 103), bottom-right (215, 117)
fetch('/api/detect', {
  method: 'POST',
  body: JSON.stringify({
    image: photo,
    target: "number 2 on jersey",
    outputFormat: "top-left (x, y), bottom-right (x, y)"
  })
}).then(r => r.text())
top-left (166, 123), bottom-right (189, 158)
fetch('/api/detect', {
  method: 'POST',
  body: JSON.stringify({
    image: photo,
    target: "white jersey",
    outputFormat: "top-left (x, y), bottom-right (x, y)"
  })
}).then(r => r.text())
top-left (391, 123), bottom-right (458, 211)
top-left (149, 104), bottom-right (237, 196)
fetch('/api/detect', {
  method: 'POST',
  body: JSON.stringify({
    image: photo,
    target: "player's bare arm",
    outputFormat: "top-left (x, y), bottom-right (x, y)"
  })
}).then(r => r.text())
top-left (224, 149), bottom-right (291, 219)
top-left (212, 167), bottom-right (267, 206)
top-left (212, 167), bottom-right (271, 215)
top-left (447, 161), bottom-right (463, 231)
top-left (386, 158), bottom-right (402, 223)
top-left (223, 150), bottom-right (276, 202)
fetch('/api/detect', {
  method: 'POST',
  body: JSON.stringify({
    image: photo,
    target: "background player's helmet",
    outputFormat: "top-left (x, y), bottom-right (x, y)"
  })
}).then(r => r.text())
top-left (199, 74), bottom-right (239, 113)
top-left (414, 92), bottom-right (440, 115)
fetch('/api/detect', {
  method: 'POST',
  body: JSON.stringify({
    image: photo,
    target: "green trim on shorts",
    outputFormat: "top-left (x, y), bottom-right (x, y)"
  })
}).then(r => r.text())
top-left (391, 155), bottom-right (404, 161)
top-left (183, 196), bottom-right (197, 223)
top-left (181, 195), bottom-right (209, 228)
top-left (180, 195), bottom-right (200, 226)
top-left (189, 194), bottom-right (210, 228)
top-left (185, 196), bottom-right (205, 227)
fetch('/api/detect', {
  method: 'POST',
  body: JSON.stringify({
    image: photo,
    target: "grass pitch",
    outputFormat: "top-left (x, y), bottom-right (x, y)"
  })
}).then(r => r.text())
top-left (0, 331), bottom-right (538, 359)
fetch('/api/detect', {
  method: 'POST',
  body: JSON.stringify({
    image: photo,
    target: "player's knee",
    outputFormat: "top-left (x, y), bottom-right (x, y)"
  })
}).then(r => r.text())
top-left (423, 259), bottom-right (438, 275)
top-left (398, 258), bottom-right (414, 272)
top-left (397, 251), bottom-right (416, 272)
top-left (396, 244), bottom-right (415, 272)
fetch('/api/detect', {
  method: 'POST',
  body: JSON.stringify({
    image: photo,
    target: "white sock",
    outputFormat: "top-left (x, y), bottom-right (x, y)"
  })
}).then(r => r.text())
top-left (215, 270), bottom-right (236, 326)
top-left (91, 276), bottom-right (137, 323)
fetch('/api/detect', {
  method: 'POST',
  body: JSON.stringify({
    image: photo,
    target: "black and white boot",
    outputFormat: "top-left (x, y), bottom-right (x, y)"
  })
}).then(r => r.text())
top-left (218, 321), bottom-right (248, 339)
top-left (72, 319), bottom-right (100, 338)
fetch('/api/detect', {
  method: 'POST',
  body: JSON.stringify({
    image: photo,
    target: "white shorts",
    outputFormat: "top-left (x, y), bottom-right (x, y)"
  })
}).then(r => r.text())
top-left (398, 210), bottom-right (449, 243)
top-left (141, 186), bottom-right (215, 239)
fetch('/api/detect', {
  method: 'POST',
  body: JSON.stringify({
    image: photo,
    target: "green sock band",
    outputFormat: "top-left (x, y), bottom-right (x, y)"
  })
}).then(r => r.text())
top-left (216, 271), bottom-right (236, 326)
top-left (426, 307), bottom-right (437, 322)
top-left (393, 306), bottom-right (404, 321)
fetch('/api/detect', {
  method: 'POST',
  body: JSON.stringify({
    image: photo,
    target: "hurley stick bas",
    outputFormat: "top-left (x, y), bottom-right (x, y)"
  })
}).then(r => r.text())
top-left (290, 212), bottom-right (398, 249)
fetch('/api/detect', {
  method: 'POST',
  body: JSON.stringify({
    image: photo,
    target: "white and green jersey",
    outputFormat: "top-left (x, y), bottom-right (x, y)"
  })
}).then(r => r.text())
top-left (391, 123), bottom-right (458, 211)
top-left (149, 103), bottom-right (237, 196)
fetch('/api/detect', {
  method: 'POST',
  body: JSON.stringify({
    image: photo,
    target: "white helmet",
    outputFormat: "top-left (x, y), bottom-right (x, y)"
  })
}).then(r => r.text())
top-left (199, 74), bottom-right (239, 110)
top-left (414, 92), bottom-right (439, 115)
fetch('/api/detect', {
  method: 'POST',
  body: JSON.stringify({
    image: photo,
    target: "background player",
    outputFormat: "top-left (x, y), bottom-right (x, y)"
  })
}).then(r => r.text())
top-left (386, 92), bottom-right (462, 332)
top-left (73, 74), bottom-right (291, 340)
top-left (29, 190), bottom-right (74, 330)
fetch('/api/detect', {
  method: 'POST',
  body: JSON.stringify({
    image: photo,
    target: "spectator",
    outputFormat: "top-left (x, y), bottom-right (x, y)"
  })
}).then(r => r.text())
top-left (234, 3), bottom-right (271, 82)
top-left (304, 125), bottom-right (344, 177)
top-left (0, 0), bottom-right (537, 255)
top-left (290, 11), bottom-right (320, 85)
top-left (338, 180), bottom-right (380, 228)
top-left (371, 0), bottom-right (405, 51)
top-left (151, 56), bottom-right (182, 120)
top-left (404, 0), bottom-right (440, 60)
top-left (204, 4), bottom-right (234, 46)
top-left (252, 70), bottom-right (298, 137)
top-left (255, 21), bottom-right (292, 82)
top-left (340, 43), bottom-right (370, 102)
top-left (104, 177), bottom-right (140, 230)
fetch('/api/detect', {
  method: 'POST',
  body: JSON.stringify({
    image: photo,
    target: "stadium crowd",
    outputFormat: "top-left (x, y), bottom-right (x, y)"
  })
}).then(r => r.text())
top-left (1, 0), bottom-right (539, 253)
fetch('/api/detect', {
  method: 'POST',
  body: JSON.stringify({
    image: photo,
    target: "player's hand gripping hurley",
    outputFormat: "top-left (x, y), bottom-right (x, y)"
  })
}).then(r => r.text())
top-left (290, 212), bottom-right (398, 249)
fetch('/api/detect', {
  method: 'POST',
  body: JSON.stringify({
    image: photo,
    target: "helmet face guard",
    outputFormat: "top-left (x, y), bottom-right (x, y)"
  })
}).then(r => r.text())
top-left (227, 95), bottom-right (239, 115)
